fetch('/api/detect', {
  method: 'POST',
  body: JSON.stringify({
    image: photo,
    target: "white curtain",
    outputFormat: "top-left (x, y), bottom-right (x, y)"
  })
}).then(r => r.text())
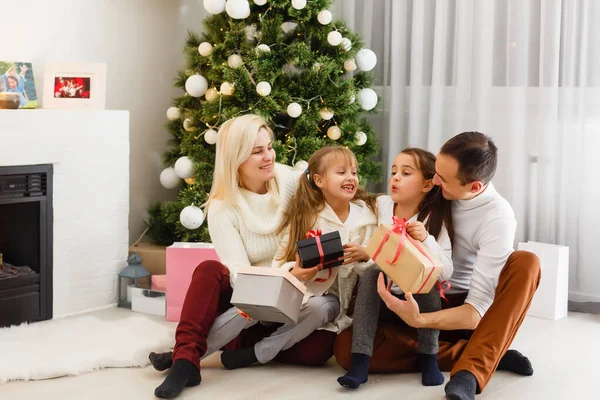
top-left (334, 0), bottom-right (600, 303)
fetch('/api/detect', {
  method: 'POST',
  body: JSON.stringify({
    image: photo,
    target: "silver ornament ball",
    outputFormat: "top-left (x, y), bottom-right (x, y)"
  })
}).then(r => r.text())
top-left (180, 205), bottom-right (205, 230)
top-left (354, 131), bottom-right (367, 146)
top-left (160, 167), bottom-right (180, 189)
top-left (166, 107), bottom-right (180, 121)
top-left (185, 74), bottom-right (208, 97)
top-left (287, 102), bottom-right (302, 118)
top-left (327, 126), bottom-right (342, 140)
top-left (204, 129), bottom-right (218, 145)
top-left (198, 42), bottom-right (213, 56)
top-left (174, 156), bottom-right (195, 179)
top-left (317, 10), bottom-right (332, 25)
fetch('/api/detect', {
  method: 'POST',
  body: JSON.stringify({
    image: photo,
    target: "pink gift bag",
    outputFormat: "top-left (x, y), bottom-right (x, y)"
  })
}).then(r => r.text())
top-left (166, 242), bottom-right (219, 322)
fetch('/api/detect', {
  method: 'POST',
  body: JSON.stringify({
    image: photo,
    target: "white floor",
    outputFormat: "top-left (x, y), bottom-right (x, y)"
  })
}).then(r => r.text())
top-left (1, 308), bottom-right (599, 400)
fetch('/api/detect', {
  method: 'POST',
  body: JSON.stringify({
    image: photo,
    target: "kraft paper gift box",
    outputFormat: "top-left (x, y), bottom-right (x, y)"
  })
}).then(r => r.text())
top-left (230, 266), bottom-right (307, 324)
top-left (297, 230), bottom-right (344, 269)
top-left (129, 241), bottom-right (167, 275)
top-left (365, 219), bottom-right (444, 294)
top-left (131, 286), bottom-right (166, 317)
top-left (166, 242), bottom-right (219, 322)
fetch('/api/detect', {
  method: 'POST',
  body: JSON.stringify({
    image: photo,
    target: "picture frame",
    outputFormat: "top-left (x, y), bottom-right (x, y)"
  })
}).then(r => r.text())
top-left (0, 61), bottom-right (38, 109)
top-left (43, 62), bottom-right (106, 110)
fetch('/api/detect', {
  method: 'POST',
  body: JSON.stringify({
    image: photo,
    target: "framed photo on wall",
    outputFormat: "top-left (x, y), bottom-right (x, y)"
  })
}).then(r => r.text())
top-left (43, 62), bottom-right (106, 110)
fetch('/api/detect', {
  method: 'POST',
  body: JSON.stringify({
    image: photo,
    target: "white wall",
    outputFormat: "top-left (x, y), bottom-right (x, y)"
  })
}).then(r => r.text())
top-left (2, 0), bottom-right (207, 244)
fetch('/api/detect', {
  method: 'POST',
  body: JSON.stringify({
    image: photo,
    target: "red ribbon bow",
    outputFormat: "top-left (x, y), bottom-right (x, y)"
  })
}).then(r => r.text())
top-left (371, 216), bottom-right (440, 295)
top-left (304, 229), bottom-right (333, 283)
top-left (436, 280), bottom-right (452, 302)
top-left (306, 229), bottom-right (322, 238)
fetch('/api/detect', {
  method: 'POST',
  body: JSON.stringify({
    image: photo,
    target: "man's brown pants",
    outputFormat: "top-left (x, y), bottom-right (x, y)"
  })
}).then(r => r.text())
top-left (334, 250), bottom-right (541, 392)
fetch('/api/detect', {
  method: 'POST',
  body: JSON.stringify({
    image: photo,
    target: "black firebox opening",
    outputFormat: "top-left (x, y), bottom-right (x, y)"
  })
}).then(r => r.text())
top-left (0, 164), bottom-right (53, 327)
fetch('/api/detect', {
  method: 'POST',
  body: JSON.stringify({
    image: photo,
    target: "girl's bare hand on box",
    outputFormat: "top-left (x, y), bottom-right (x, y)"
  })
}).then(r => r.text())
top-left (340, 243), bottom-right (370, 265)
top-left (406, 221), bottom-right (428, 242)
top-left (290, 253), bottom-right (322, 281)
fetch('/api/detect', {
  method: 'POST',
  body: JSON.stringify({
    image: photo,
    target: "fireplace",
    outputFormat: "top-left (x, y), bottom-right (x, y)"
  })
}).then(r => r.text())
top-left (0, 164), bottom-right (53, 327)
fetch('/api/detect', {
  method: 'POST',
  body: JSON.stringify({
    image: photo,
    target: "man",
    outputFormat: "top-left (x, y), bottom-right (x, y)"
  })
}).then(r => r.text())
top-left (333, 132), bottom-right (541, 400)
top-left (376, 132), bottom-right (541, 399)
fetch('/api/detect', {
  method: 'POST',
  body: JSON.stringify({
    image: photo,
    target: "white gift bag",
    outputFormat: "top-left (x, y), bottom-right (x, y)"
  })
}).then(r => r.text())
top-left (517, 241), bottom-right (569, 320)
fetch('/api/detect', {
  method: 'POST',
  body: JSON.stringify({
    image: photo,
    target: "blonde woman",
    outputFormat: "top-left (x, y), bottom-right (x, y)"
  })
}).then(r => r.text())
top-left (151, 115), bottom-right (339, 399)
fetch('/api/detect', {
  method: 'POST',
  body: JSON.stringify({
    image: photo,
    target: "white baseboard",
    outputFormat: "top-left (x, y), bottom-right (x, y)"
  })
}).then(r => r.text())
top-left (53, 303), bottom-right (118, 320)
top-left (568, 292), bottom-right (600, 303)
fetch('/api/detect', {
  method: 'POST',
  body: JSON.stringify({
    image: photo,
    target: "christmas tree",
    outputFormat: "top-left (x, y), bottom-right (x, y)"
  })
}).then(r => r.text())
top-left (147, 0), bottom-right (381, 245)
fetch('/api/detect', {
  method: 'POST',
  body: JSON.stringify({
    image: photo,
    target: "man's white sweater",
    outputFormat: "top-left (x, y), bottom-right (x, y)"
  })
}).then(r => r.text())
top-left (207, 163), bottom-right (299, 286)
top-left (448, 183), bottom-right (517, 317)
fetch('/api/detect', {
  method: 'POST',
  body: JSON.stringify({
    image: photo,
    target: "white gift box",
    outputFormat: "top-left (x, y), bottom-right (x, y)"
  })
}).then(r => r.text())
top-left (131, 286), bottom-right (166, 317)
top-left (517, 241), bottom-right (569, 320)
top-left (231, 267), bottom-right (307, 324)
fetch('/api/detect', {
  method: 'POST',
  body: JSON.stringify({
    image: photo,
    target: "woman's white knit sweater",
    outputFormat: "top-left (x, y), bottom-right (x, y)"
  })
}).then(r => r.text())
top-left (207, 163), bottom-right (300, 286)
top-left (273, 200), bottom-right (378, 333)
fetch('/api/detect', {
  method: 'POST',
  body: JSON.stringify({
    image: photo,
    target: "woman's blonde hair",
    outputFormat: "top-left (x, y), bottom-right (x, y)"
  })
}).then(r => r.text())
top-left (277, 146), bottom-right (377, 262)
top-left (205, 114), bottom-right (277, 210)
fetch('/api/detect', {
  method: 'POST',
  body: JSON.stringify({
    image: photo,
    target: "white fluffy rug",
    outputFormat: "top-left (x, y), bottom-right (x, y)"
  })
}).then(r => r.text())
top-left (0, 312), bottom-right (175, 384)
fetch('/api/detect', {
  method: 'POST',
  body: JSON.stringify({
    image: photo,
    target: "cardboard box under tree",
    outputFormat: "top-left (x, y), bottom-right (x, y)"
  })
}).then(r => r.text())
top-left (297, 231), bottom-right (344, 269)
top-left (129, 241), bottom-right (167, 275)
top-left (231, 267), bottom-right (307, 324)
top-left (365, 223), bottom-right (444, 294)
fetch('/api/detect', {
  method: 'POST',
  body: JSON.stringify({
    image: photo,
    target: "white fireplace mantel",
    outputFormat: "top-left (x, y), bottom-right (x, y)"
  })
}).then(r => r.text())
top-left (0, 109), bottom-right (130, 317)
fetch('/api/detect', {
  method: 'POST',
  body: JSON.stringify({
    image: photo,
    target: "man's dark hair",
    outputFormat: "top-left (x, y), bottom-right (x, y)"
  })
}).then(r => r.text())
top-left (440, 132), bottom-right (498, 185)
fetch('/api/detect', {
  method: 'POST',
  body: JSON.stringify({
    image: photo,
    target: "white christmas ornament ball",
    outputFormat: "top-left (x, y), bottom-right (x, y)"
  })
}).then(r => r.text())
top-left (344, 59), bottom-right (357, 72)
top-left (180, 205), bottom-right (205, 230)
top-left (327, 31), bottom-right (343, 46)
top-left (183, 118), bottom-right (195, 132)
top-left (341, 38), bottom-right (352, 51)
top-left (256, 81), bottom-right (272, 96)
top-left (198, 42), bottom-right (213, 56)
top-left (220, 82), bottom-right (234, 95)
top-left (254, 0), bottom-right (267, 5)
top-left (287, 102), bottom-right (302, 118)
top-left (357, 88), bottom-right (378, 110)
top-left (354, 131), bottom-right (367, 146)
top-left (327, 126), bottom-right (342, 140)
top-left (204, 129), bottom-right (218, 145)
top-left (317, 10), bottom-right (333, 25)
top-left (294, 160), bottom-right (308, 171)
top-left (356, 48), bottom-right (378, 71)
top-left (166, 107), bottom-right (181, 121)
top-left (226, 0), bottom-right (250, 19)
top-left (320, 108), bottom-right (334, 120)
top-left (256, 44), bottom-right (271, 54)
top-left (160, 167), bottom-right (180, 189)
top-left (281, 21), bottom-right (298, 34)
top-left (205, 87), bottom-right (219, 102)
top-left (348, 94), bottom-right (356, 104)
top-left (292, 0), bottom-right (306, 10)
top-left (204, 0), bottom-right (226, 14)
top-left (185, 74), bottom-right (208, 97)
top-left (228, 54), bottom-right (243, 68)
top-left (174, 156), bottom-right (195, 179)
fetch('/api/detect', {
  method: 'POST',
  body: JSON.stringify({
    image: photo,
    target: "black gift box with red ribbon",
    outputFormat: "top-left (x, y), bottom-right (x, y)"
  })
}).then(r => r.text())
top-left (297, 230), bottom-right (344, 269)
